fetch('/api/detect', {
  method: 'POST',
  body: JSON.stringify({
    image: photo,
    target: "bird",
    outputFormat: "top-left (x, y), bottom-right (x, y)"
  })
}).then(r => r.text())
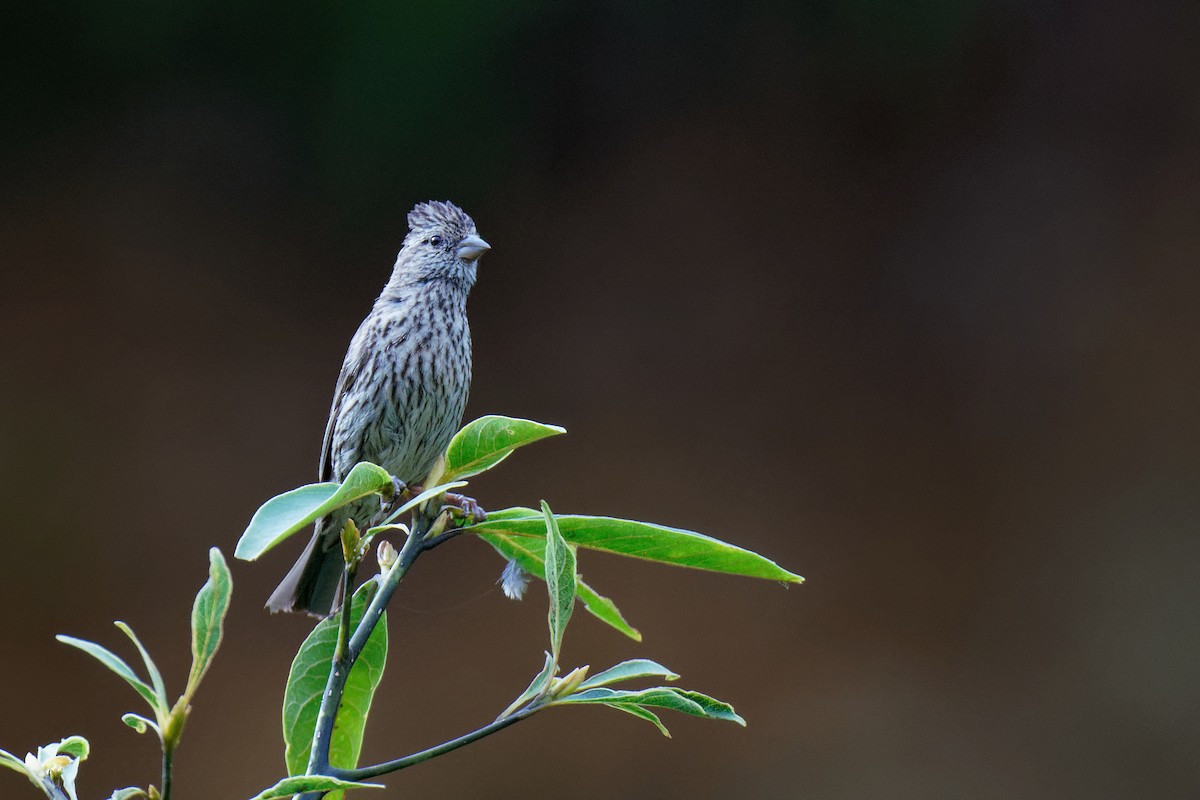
top-left (267, 200), bottom-right (490, 616)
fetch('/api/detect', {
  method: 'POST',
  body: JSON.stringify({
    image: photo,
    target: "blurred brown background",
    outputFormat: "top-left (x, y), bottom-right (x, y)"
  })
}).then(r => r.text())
top-left (2, 2), bottom-right (1198, 798)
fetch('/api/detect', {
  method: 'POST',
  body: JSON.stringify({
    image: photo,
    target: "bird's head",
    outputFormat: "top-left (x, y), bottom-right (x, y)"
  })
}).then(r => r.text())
top-left (394, 200), bottom-right (490, 288)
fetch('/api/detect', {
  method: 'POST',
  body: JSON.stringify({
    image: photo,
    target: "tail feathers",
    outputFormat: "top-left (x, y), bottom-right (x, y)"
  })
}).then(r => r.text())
top-left (266, 526), bottom-right (345, 617)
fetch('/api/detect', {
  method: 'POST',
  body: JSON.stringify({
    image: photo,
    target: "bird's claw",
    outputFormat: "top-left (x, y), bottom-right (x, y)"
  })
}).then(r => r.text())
top-left (379, 476), bottom-right (409, 514)
top-left (442, 492), bottom-right (487, 524)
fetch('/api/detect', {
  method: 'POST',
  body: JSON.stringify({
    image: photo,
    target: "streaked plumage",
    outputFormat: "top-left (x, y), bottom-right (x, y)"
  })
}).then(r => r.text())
top-left (268, 201), bottom-right (488, 615)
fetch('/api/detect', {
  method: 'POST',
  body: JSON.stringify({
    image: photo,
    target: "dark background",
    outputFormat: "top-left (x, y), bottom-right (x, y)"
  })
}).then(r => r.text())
top-left (2, 2), bottom-right (1198, 798)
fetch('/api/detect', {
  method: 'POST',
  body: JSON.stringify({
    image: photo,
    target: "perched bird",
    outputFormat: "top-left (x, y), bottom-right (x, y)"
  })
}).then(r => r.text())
top-left (267, 200), bottom-right (490, 615)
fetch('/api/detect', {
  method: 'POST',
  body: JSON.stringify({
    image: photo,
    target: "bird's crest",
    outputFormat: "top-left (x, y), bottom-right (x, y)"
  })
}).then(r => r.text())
top-left (407, 201), bottom-right (476, 237)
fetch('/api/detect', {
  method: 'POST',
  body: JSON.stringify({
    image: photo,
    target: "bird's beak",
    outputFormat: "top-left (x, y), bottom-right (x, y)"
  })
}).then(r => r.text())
top-left (457, 235), bottom-right (491, 262)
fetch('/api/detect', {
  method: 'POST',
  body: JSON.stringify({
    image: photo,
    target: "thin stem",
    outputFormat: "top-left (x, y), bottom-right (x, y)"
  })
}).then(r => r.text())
top-left (333, 705), bottom-right (541, 782)
top-left (160, 743), bottom-right (173, 800)
top-left (421, 523), bottom-right (472, 552)
top-left (39, 778), bottom-right (69, 800)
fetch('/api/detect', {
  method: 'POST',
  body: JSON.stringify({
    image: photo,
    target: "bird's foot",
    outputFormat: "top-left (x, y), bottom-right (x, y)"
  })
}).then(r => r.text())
top-left (378, 476), bottom-right (409, 515)
top-left (442, 492), bottom-right (487, 525)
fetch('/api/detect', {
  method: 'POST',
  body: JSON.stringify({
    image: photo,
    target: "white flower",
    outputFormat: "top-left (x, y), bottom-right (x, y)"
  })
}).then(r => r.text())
top-left (12, 739), bottom-right (86, 800)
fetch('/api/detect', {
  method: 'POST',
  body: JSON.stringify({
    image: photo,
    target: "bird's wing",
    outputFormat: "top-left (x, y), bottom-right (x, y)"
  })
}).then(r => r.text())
top-left (318, 359), bottom-right (354, 483)
top-left (319, 319), bottom-right (374, 483)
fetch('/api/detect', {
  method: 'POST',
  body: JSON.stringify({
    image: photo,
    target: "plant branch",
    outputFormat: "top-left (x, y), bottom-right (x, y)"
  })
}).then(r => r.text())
top-left (297, 510), bottom-right (436, 799)
top-left (332, 705), bottom-right (541, 782)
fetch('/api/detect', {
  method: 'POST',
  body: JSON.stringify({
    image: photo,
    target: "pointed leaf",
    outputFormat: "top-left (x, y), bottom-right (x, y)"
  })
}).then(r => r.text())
top-left (557, 686), bottom-right (745, 725)
top-left (247, 775), bottom-right (382, 800)
top-left (114, 623), bottom-right (167, 709)
top-left (378, 480), bottom-right (468, 527)
top-left (185, 548), bottom-right (233, 701)
top-left (604, 702), bottom-right (672, 737)
top-left (0, 747), bottom-right (33, 776)
top-left (541, 502), bottom-right (575, 664)
top-left (671, 689), bottom-right (747, 725)
top-left (468, 507), bottom-right (803, 583)
top-left (56, 636), bottom-right (160, 712)
top-left (479, 529), bottom-right (641, 640)
top-left (559, 687), bottom-right (703, 714)
top-left (499, 652), bottom-right (556, 719)
top-left (283, 581), bottom-right (388, 786)
top-left (578, 659), bottom-right (679, 690)
top-left (574, 580), bottom-right (641, 642)
top-left (442, 416), bottom-right (565, 482)
top-left (236, 462), bottom-right (393, 561)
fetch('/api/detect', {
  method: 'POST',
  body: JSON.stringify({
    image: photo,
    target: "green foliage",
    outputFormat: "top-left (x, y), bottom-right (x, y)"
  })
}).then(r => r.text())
top-left (442, 415), bottom-right (565, 482)
top-left (282, 581), bottom-right (388, 791)
top-left (55, 635), bottom-right (162, 714)
top-left (235, 462), bottom-right (393, 561)
top-left (480, 522), bottom-right (641, 640)
top-left (3, 412), bottom-right (802, 800)
top-left (541, 501), bottom-right (575, 668)
top-left (375, 479), bottom-right (467, 528)
top-left (554, 686), bottom-right (745, 730)
top-left (470, 507), bottom-right (803, 583)
top-left (497, 652), bottom-right (556, 720)
top-left (121, 715), bottom-right (156, 736)
top-left (247, 775), bottom-right (382, 800)
top-left (56, 549), bottom-right (233, 753)
top-left (577, 659), bottom-right (679, 690)
top-left (114, 623), bottom-right (167, 710)
top-left (50, 550), bottom-right (233, 800)
top-left (185, 549), bottom-right (233, 704)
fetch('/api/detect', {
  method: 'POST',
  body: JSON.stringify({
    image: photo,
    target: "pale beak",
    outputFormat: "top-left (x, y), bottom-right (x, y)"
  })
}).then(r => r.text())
top-left (457, 235), bottom-right (491, 262)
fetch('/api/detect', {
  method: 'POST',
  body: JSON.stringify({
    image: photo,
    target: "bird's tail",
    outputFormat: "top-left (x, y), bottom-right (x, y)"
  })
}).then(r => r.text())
top-left (266, 520), bottom-right (345, 616)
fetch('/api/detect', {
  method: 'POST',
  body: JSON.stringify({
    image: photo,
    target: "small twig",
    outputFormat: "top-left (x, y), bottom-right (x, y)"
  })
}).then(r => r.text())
top-left (332, 704), bottom-right (541, 782)
top-left (421, 523), bottom-right (473, 552)
top-left (40, 778), bottom-right (69, 800)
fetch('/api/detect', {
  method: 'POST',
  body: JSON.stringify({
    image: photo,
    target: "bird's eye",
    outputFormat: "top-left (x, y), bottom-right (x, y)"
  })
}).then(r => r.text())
top-left (428, 235), bottom-right (444, 247)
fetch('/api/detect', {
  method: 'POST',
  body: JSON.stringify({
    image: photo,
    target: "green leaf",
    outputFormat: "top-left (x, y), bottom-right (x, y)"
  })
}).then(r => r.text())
top-left (541, 502), bottom-right (575, 665)
top-left (114, 623), bottom-right (167, 710)
top-left (498, 652), bottom-right (556, 719)
top-left (0, 748), bottom-right (26, 772)
top-left (604, 702), bottom-right (671, 737)
top-left (121, 714), bottom-right (158, 735)
top-left (378, 479), bottom-right (468, 527)
top-left (672, 690), bottom-right (746, 725)
top-left (283, 581), bottom-right (388, 792)
top-left (184, 548), bottom-right (233, 702)
top-left (468, 507), bottom-right (803, 583)
top-left (556, 686), bottom-right (746, 726)
top-left (56, 635), bottom-right (160, 713)
top-left (574, 580), bottom-right (641, 642)
top-left (479, 528), bottom-right (641, 641)
top-left (247, 775), bottom-right (383, 800)
top-left (55, 737), bottom-right (89, 761)
top-left (236, 462), bottom-right (393, 561)
top-left (442, 416), bottom-right (565, 482)
top-left (578, 659), bottom-right (679, 690)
